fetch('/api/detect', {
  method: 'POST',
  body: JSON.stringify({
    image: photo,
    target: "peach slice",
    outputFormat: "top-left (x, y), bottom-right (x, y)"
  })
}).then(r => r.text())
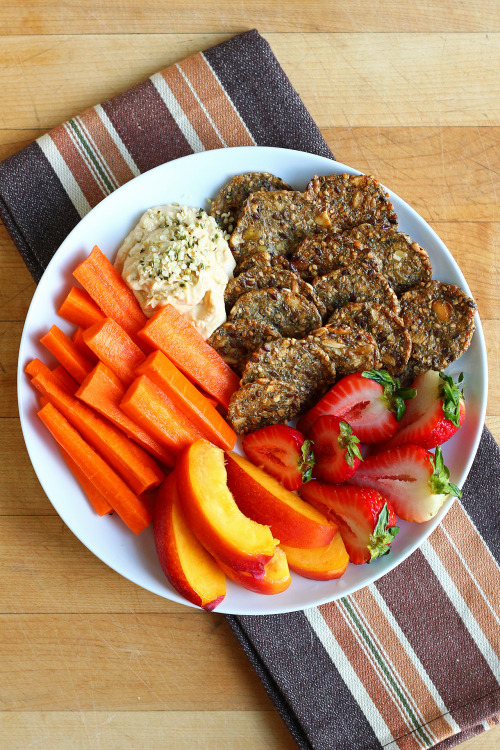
top-left (281, 532), bottom-right (350, 581)
top-left (154, 471), bottom-right (226, 611)
top-left (177, 440), bottom-right (278, 575)
top-left (217, 547), bottom-right (291, 595)
top-left (225, 452), bottom-right (337, 548)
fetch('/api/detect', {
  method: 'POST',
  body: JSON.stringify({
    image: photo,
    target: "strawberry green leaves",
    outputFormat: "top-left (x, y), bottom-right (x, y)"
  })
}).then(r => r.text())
top-left (338, 420), bottom-right (363, 468)
top-left (362, 369), bottom-right (416, 422)
top-left (439, 372), bottom-right (464, 428)
top-left (429, 446), bottom-right (462, 498)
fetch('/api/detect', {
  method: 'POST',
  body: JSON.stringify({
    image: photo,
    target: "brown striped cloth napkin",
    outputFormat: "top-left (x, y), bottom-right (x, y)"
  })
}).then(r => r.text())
top-left (2, 28), bottom-right (499, 750)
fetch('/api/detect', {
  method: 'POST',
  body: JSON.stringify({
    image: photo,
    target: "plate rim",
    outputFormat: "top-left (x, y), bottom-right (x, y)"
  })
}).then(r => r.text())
top-left (17, 145), bottom-right (488, 615)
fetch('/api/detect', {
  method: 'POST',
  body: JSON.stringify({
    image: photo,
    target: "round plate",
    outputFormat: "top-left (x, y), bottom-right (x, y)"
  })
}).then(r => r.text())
top-left (17, 146), bottom-right (487, 615)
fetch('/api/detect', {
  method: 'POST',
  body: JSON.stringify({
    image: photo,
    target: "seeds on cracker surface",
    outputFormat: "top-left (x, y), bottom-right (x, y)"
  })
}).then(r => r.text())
top-left (344, 224), bottom-right (433, 295)
top-left (290, 233), bottom-right (382, 280)
top-left (227, 378), bottom-right (302, 434)
top-left (229, 288), bottom-right (322, 338)
top-left (224, 267), bottom-right (326, 316)
top-left (306, 324), bottom-right (381, 378)
top-left (306, 173), bottom-right (398, 232)
top-left (312, 265), bottom-right (400, 318)
top-left (241, 337), bottom-right (336, 411)
top-left (230, 190), bottom-right (329, 261)
top-left (399, 280), bottom-right (476, 379)
top-left (208, 318), bottom-right (281, 375)
top-left (234, 251), bottom-right (292, 276)
top-left (329, 303), bottom-right (412, 376)
top-left (210, 172), bottom-right (292, 231)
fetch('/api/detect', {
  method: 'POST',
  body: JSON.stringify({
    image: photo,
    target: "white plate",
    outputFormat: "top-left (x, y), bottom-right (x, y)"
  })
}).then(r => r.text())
top-left (17, 146), bottom-right (487, 615)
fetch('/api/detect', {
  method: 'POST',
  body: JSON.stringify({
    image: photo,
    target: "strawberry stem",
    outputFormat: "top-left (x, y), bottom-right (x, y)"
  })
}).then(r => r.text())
top-left (368, 502), bottom-right (400, 562)
top-left (338, 420), bottom-right (363, 467)
top-left (362, 369), bottom-right (416, 421)
top-left (299, 440), bottom-right (316, 484)
top-left (439, 372), bottom-right (464, 427)
top-left (429, 446), bottom-right (462, 498)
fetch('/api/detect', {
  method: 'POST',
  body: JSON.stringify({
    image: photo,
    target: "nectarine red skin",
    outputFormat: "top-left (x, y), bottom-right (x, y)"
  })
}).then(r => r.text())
top-left (225, 452), bottom-right (337, 548)
top-left (216, 548), bottom-right (291, 595)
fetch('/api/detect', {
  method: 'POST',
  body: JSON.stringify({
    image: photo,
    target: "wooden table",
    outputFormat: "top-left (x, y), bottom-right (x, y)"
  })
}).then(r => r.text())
top-left (1, 2), bottom-right (498, 748)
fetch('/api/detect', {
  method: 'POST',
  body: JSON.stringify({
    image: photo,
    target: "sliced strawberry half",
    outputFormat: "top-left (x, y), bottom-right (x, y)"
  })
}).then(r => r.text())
top-left (309, 415), bottom-right (362, 483)
top-left (380, 371), bottom-right (466, 451)
top-left (299, 481), bottom-right (399, 564)
top-left (349, 444), bottom-right (461, 522)
top-left (298, 369), bottom-right (416, 443)
top-left (242, 424), bottom-right (315, 491)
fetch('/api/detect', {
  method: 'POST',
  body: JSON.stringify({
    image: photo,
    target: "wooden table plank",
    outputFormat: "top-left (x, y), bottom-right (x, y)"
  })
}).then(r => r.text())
top-left (0, 711), bottom-right (296, 750)
top-left (1, 34), bottom-right (499, 130)
top-left (1, 0), bottom-right (498, 34)
top-left (1, 613), bottom-right (272, 711)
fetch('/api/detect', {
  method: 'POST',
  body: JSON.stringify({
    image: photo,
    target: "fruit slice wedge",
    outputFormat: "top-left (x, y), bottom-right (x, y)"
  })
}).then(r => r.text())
top-left (216, 547), bottom-right (291, 595)
top-left (154, 472), bottom-right (226, 611)
top-left (225, 452), bottom-right (337, 548)
top-left (177, 440), bottom-right (278, 575)
top-left (281, 532), bottom-right (349, 580)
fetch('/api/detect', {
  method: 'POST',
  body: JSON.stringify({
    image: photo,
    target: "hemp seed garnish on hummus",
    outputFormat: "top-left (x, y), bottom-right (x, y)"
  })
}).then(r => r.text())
top-left (115, 205), bottom-right (235, 339)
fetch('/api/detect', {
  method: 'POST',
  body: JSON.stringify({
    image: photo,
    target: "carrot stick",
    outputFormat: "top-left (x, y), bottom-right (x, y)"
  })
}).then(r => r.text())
top-left (40, 324), bottom-right (94, 384)
top-left (60, 449), bottom-right (113, 516)
top-left (25, 358), bottom-right (78, 394)
top-left (194, 384), bottom-right (220, 409)
top-left (58, 286), bottom-right (105, 329)
top-left (31, 370), bottom-right (164, 494)
top-left (38, 402), bottom-right (152, 534)
top-left (76, 363), bottom-right (174, 467)
top-left (136, 351), bottom-right (236, 451)
top-left (120, 375), bottom-right (204, 456)
top-left (73, 245), bottom-right (147, 341)
top-left (72, 327), bottom-right (97, 361)
top-left (138, 305), bottom-right (240, 409)
top-left (83, 318), bottom-right (146, 387)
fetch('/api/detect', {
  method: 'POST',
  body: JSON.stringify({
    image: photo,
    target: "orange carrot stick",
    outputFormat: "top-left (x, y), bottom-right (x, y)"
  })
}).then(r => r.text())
top-left (60, 449), bottom-right (112, 516)
top-left (76, 363), bottom-right (174, 467)
top-left (58, 286), bottom-right (105, 329)
top-left (138, 305), bottom-right (240, 409)
top-left (25, 358), bottom-right (78, 394)
top-left (136, 351), bottom-right (236, 451)
top-left (194, 384), bottom-right (220, 409)
top-left (72, 327), bottom-right (97, 361)
top-left (31, 370), bottom-right (164, 494)
top-left (40, 324), bottom-right (94, 384)
top-left (83, 318), bottom-right (146, 387)
top-left (38, 402), bottom-right (152, 534)
top-left (121, 375), bottom-right (204, 456)
top-left (73, 245), bottom-right (147, 341)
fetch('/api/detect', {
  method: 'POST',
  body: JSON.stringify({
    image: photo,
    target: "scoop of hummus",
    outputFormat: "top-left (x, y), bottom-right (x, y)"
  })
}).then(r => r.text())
top-left (115, 205), bottom-right (235, 339)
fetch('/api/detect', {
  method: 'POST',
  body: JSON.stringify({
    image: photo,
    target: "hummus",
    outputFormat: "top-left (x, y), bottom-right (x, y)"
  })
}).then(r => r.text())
top-left (115, 205), bottom-right (235, 339)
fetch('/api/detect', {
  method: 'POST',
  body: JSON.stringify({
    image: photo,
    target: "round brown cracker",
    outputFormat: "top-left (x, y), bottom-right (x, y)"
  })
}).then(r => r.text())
top-left (235, 251), bottom-right (292, 276)
top-left (210, 172), bottom-right (292, 233)
top-left (229, 288), bottom-right (322, 338)
top-left (400, 280), bottom-right (476, 375)
top-left (224, 267), bottom-right (326, 317)
top-left (312, 266), bottom-right (400, 318)
top-left (290, 233), bottom-right (381, 280)
top-left (344, 224), bottom-right (433, 295)
top-left (227, 378), bottom-right (301, 434)
top-left (241, 337), bottom-right (336, 411)
top-left (328, 302), bottom-right (411, 376)
top-left (306, 323), bottom-right (381, 378)
top-left (208, 318), bottom-right (281, 376)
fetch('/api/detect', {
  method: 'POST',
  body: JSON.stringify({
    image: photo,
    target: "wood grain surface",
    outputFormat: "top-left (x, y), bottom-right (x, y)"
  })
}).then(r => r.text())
top-left (1, 2), bottom-right (499, 748)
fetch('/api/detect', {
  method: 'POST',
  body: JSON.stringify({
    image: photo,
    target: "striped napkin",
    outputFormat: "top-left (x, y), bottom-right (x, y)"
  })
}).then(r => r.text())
top-left (2, 29), bottom-right (499, 750)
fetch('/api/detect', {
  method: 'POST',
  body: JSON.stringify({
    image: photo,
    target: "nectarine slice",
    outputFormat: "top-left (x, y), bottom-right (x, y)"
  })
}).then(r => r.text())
top-left (281, 532), bottom-right (350, 580)
top-left (225, 452), bottom-right (337, 548)
top-left (154, 471), bottom-right (226, 611)
top-left (217, 547), bottom-right (291, 595)
top-left (177, 440), bottom-right (278, 575)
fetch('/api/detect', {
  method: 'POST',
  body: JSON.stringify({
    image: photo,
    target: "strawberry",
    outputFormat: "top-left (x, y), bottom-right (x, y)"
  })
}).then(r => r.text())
top-left (309, 416), bottom-right (362, 483)
top-left (349, 444), bottom-right (461, 522)
top-left (298, 369), bottom-right (416, 443)
top-left (242, 424), bottom-right (315, 491)
top-left (299, 481), bottom-right (399, 564)
top-left (380, 371), bottom-right (466, 451)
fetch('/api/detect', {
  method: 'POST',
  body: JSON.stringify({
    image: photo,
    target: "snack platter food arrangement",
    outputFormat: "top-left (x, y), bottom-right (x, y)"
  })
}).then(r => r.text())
top-left (18, 147), bottom-right (487, 615)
